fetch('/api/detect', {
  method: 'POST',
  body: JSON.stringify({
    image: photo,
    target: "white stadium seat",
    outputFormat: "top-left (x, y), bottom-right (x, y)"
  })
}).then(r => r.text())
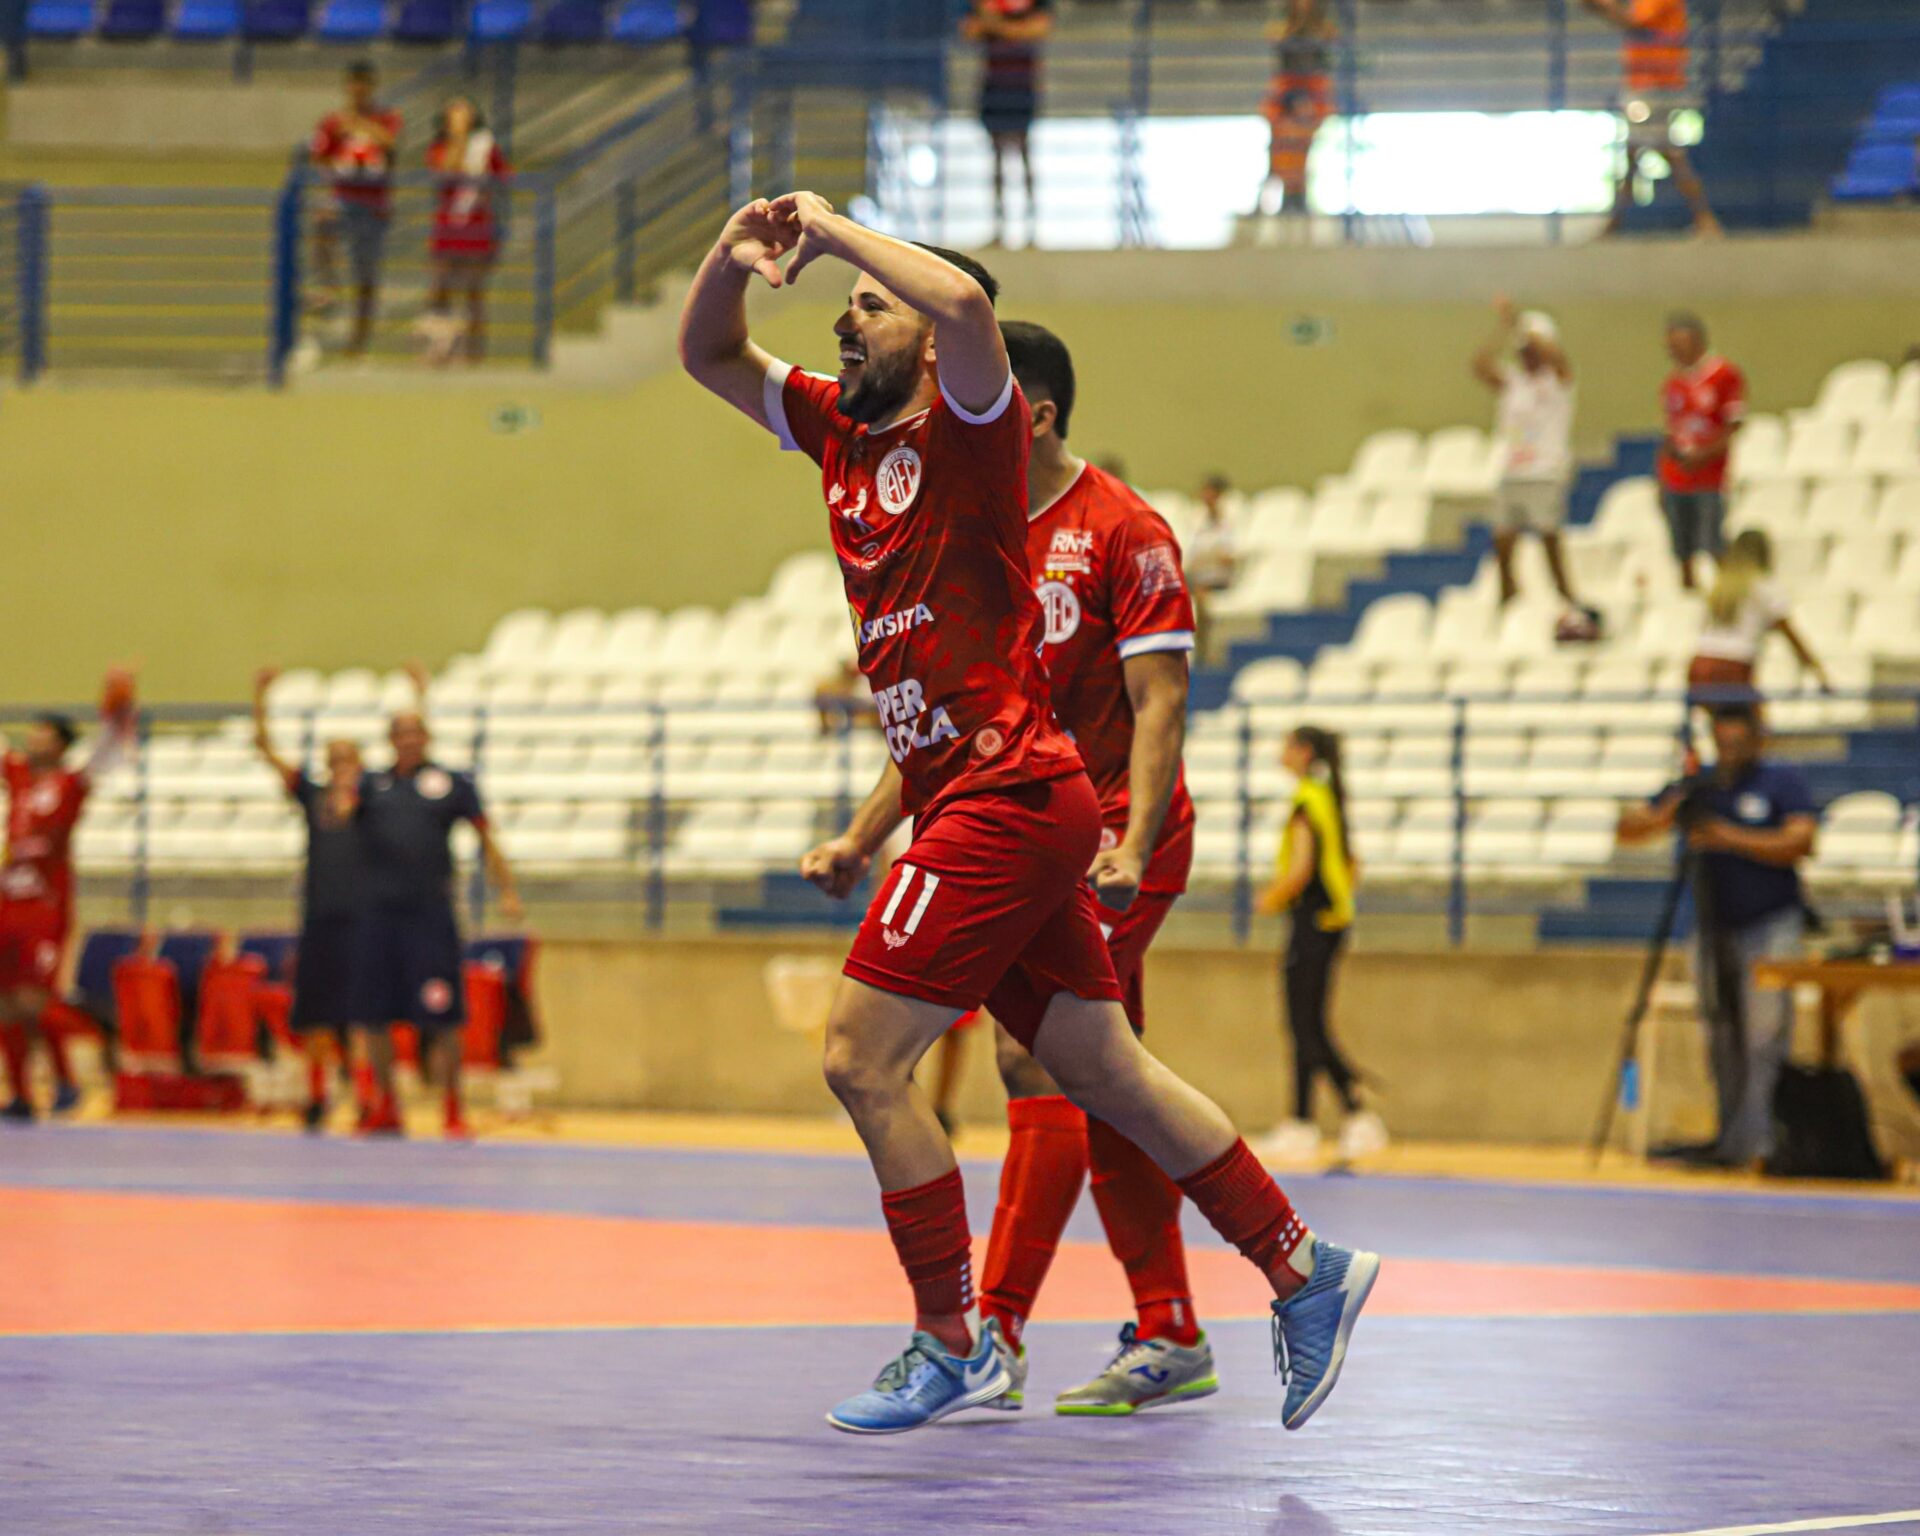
top-left (544, 608), bottom-right (610, 676)
top-left (1891, 363), bottom-right (1920, 422)
top-left (1729, 480), bottom-right (1804, 535)
top-left (1350, 429), bottom-right (1425, 494)
top-left (1422, 427), bottom-right (1497, 498)
top-left (1810, 359), bottom-right (1891, 426)
top-left (1230, 656), bottom-right (1306, 702)
top-left (1590, 477), bottom-right (1666, 546)
top-left (1729, 415), bottom-right (1786, 484)
top-left (1370, 492), bottom-right (1435, 551)
top-left (1853, 418), bottom-right (1920, 480)
top-left (1780, 418), bottom-right (1856, 484)
top-left (1349, 593), bottom-right (1432, 659)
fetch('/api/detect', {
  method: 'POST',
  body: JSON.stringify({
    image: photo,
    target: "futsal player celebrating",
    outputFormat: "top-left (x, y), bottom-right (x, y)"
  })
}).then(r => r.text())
top-left (680, 193), bottom-right (1378, 1435)
top-left (0, 670), bottom-right (137, 1121)
top-left (350, 710), bottom-right (520, 1137)
top-left (251, 666), bottom-right (368, 1132)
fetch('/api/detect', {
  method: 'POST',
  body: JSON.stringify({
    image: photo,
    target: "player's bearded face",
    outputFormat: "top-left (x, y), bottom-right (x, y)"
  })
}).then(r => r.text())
top-left (834, 293), bottom-right (929, 426)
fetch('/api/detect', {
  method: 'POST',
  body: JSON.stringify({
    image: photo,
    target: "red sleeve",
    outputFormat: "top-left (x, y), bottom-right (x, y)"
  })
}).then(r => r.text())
top-left (765, 360), bottom-right (843, 466)
top-left (311, 116), bottom-right (341, 158)
top-left (490, 147), bottom-right (510, 177)
top-left (3, 753), bottom-right (25, 793)
top-left (53, 771), bottom-right (87, 830)
top-left (1107, 510), bottom-right (1197, 661)
top-left (1720, 363), bottom-right (1747, 424)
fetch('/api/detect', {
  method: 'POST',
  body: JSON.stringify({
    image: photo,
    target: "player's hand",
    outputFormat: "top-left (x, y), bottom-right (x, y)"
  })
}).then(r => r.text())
top-left (1255, 883), bottom-right (1286, 918)
top-left (800, 835), bottom-right (870, 900)
top-left (767, 191), bottom-right (837, 285)
top-left (718, 198), bottom-right (799, 289)
top-left (1088, 842), bottom-right (1146, 913)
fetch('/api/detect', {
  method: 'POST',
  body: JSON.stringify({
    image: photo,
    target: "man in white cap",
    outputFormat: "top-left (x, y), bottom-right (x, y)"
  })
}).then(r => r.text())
top-left (1471, 296), bottom-right (1586, 613)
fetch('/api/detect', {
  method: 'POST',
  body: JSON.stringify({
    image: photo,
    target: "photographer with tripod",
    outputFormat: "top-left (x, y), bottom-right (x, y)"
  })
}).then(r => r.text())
top-left (1615, 705), bottom-right (1818, 1168)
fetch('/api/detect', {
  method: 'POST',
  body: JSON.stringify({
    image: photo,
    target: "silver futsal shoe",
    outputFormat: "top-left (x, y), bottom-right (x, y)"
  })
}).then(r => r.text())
top-left (1054, 1323), bottom-right (1220, 1416)
top-left (983, 1335), bottom-right (1028, 1411)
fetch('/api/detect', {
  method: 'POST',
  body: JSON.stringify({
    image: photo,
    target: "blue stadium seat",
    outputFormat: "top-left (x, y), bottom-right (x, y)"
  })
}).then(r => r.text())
top-left (172, 0), bottom-right (241, 36)
top-left (610, 0), bottom-right (676, 44)
top-left (688, 0), bottom-right (744, 45)
top-left (1832, 142), bottom-right (1917, 201)
top-left (391, 0), bottom-right (459, 40)
top-left (469, 0), bottom-right (531, 39)
top-left (26, 0), bottom-right (95, 37)
top-left (99, 0), bottom-right (166, 35)
top-left (238, 932), bottom-right (298, 983)
top-left (244, 0), bottom-right (311, 36)
top-left (72, 929), bottom-right (140, 1020)
top-left (540, 0), bottom-right (603, 43)
top-left (315, 0), bottom-right (384, 39)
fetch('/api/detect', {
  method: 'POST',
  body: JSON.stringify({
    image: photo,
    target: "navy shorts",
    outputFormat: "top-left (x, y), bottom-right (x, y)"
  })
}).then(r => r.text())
top-left (351, 901), bottom-right (466, 1033)
top-left (291, 912), bottom-right (357, 1033)
top-left (1660, 487), bottom-right (1726, 564)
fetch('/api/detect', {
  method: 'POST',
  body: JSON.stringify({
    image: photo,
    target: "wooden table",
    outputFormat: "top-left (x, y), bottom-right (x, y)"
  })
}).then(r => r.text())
top-left (1749, 957), bottom-right (1920, 1067)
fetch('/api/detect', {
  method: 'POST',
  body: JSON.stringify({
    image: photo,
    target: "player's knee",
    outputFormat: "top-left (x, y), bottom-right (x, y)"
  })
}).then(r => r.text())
top-left (820, 1024), bottom-right (908, 1113)
top-left (994, 1025), bottom-right (1057, 1099)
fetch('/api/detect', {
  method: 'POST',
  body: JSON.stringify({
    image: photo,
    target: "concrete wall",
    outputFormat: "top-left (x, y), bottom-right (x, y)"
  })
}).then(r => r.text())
top-left (528, 933), bottom-right (1920, 1153)
top-left (7, 237), bottom-right (1920, 704)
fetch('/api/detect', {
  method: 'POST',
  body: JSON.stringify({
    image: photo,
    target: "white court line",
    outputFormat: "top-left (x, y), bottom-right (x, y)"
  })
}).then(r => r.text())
top-left (1645, 1512), bottom-right (1920, 1536)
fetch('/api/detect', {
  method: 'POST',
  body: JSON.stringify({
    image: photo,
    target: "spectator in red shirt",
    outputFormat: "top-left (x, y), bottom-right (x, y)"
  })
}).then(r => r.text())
top-left (961, 0), bottom-right (1054, 246)
top-left (422, 97), bottom-right (510, 368)
top-left (310, 61), bottom-right (402, 359)
top-left (1658, 311), bottom-right (1746, 590)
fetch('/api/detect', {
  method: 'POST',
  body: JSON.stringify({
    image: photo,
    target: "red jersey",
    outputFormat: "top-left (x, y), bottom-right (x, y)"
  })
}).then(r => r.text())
top-left (769, 362), bottom-right (1083, 818)
top-left (311, 108), bottom-right (403, 211)
top-left (2, 753), bottom-right (87, 912)
top-left (427, 134), bottom-right (509, 257)
top-left (1025, 463), bottom-right (1195, 891)
top-left (1659, 354), bottom-right (1746, 493)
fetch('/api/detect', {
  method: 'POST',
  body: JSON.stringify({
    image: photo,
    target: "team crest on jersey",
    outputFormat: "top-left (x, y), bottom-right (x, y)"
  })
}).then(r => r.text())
top-left (875, 444), bottom-right (923, 516)
top-left (1134, 543), bottom-right (1183, 597)
top-left (1036, 579), bottom-right (1082, 645)
top-left (25, 781), bottom-right (62, 816)
top-left (973, 726), bottom-right (1005, 759)
top-left (416, 768), bottom-right (452, 801)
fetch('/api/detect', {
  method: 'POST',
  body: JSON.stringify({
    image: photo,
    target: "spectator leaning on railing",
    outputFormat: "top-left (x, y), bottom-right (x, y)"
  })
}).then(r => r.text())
top-left (310, 60), bottom-right (402, 359)
top-left (1615, 704), bottom-right (1817, 1168)
top-left (1581, 0), bottom-right (1722, 238)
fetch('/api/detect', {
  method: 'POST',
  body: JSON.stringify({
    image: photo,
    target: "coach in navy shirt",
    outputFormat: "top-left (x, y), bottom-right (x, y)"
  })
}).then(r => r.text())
top-left (353, 709), bottom-right (520, 1137)
top-left (1618, 704), bottom-right (1818, 1167)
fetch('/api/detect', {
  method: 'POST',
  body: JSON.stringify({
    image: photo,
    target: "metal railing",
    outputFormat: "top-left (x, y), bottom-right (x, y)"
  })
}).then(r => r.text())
top-left (41, 687), bottom-right (1920, 944)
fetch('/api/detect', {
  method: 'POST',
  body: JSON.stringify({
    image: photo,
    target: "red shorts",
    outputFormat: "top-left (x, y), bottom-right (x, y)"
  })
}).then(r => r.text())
top-left (0, 898), bottom-right (67, 993)
top-left (843, 773), bottom-right (1124, 1049)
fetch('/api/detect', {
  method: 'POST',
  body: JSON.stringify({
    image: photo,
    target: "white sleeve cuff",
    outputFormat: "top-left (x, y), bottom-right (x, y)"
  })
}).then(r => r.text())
top-left (763, 358), bottom-right (799, 452)
top-left (1116, 630), bottom-right (1195, 660)
top-left (940, 370), bottom-right (1015, 426)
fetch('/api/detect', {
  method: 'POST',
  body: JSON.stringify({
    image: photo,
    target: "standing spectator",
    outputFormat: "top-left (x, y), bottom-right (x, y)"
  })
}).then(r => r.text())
top-left (1616, 704), bottom-right (1816, 1167)
top-left (310, 61), bottom-right (402, 359)
top-left (1257, 0), bottom-right (1337, 216)
top-left (961, 0), bottom-right (1053, 247)
top-left (1581, 0), bottom-right (1722, 237)
top-left (0, 673), bottom-right (136, 1121)
top-left (1472, 297), bottom-right (1586, 611)
top-left (250, 666), bottom-right (366, 1132)
top-left (1689, 530), bottom-right (1831, 699)
top-left (1254, 725), bottom-right (1383, 1165)
top-left (423, 98), bottom-right (510, 369)
top-left (1185, 473), bottom-right (1239, 660)
top-left (352, 710), bottom-right (520, 1138)
top-left (1658, 311), bottom-right (1746, 589)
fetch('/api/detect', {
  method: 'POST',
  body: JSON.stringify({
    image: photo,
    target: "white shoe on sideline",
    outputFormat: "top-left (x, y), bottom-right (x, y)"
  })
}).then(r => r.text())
top-left (1252, 1120), bottom-right (1322, 1168)
top-left (1338, 1110), bottom-right (1389, 1161)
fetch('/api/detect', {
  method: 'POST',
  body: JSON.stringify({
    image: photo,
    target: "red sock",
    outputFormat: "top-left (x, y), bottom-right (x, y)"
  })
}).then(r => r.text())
top-left (880, 1167), bottom-right (974, 1354)
top-left (444, 1086), bottom-right (464, 1127)
top-left (1176, 1139), bottom-right (1312, 1298)
top-left (1088, 1117), bottom-right (1200, 1346)
top-left (351, 1059), bottom-right (375, 1114)
top-left (39, 1012), bottom-right (74, 1087)
top-left (1, 1024), bottom-right (28, 1103)
top-left (979, 1095), bottom-right (1089, 1350)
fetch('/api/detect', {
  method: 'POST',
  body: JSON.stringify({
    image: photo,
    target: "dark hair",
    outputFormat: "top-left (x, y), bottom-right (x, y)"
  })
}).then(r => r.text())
top-left (912, 244), bottom-right (999, 308)
top-left (1203, 472), bottom-right (1231, 495)
top-left (35, 713), bottom-right (77, 752)
top-left (346, 59), bottom-right (377, 81)
top-left (1001, 320), bottom-right (1076, 439)
top-left (1709, 701), bottom-right (1760, 730)
top-left (1666, 309), bottom-right (1707, 341)
top-left (1291, 723), bottom-right (1353, 861)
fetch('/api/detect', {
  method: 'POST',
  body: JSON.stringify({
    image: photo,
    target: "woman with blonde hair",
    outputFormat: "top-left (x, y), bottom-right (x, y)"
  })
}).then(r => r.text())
top-left (1253, 724), bottom-right (1384, 1165)
top-left (1688, 528), bottom-right (1830, 699)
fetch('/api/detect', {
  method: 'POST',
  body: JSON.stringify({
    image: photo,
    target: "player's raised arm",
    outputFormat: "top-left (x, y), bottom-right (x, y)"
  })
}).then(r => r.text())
top-left (677, 199), bottom-right (803, 428)
top-left (773, 191), bottom-right (1010, 418)
top-left (79, 667), bottom-right (139, 785)
top-left (250, 666), bottom-right (301, 790)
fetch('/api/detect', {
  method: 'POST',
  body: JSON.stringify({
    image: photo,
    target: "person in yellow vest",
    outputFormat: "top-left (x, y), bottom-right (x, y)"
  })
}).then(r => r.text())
top-left (1582, 0), bottom-right (1722, 237)
top-left (1253, 726), bottom-right (1385, 1165)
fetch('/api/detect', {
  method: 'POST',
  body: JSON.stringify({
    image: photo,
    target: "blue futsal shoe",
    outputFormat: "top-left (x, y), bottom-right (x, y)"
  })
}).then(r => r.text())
top-left (826, 1318), bottom-right (1015, 1435)
top-left (1271, 1239), bottom-right (1380, 1430)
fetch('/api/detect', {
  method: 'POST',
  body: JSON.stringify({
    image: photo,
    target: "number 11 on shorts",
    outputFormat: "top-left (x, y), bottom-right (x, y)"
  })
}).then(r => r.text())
top-left (879, 863), bottom-right (940, 948)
